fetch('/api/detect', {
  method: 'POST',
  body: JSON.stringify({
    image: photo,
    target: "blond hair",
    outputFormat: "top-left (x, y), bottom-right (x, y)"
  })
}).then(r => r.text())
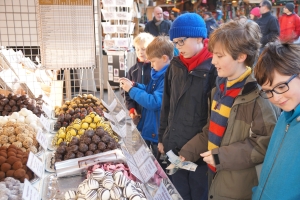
top-left (133, 32), bottom-right (154, 47)
top-left (146, 36), bottom-right (174, 60)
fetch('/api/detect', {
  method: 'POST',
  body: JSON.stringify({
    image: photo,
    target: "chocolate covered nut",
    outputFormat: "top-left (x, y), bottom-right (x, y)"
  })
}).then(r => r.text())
top-left (6, 169), bottom-right (15, 177)
top-left (12, 161), bottom-right (23, 170)
top-left (13, 168), bottom-right (26, 179)
top-left (0, 156), bottom-right (6, 165)
top-left (1, 163), bottom-right (11, 172)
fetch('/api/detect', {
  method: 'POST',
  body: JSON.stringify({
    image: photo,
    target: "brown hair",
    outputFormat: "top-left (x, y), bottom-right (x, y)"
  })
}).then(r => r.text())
top-left (254, 41), bottom-right (300, 86)
top-left (208, 19), bottom-right (261, 67)
top-left (146, 36), bottom-right (174, 60)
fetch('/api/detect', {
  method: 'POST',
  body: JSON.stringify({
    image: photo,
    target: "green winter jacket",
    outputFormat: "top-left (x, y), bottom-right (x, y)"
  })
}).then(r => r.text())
top-left (179, 73), bottom-right (280, 200)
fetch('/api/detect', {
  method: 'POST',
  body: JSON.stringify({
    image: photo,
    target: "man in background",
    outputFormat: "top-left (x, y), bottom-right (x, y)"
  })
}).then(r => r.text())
top-left (145, 6), bottom-right (171, 36)
top-left (256, 0), bottom-right (279, 49)
top-left (279, 2), bottom-right (300, 43)
top-left (203, 11), bottom-right (219, 37)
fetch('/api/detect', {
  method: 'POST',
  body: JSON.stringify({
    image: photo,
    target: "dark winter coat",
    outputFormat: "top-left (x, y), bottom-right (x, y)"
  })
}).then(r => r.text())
top-left (124, 61), bottom-right (151, 115)
top-left (256, 12), bottom-right (280, 47)
top-left (158, 57), bottom-right (217, 153)
top-left (205, 17), bottom-right (219, 37)
top-left (144, 19), bottom-right (171, 36)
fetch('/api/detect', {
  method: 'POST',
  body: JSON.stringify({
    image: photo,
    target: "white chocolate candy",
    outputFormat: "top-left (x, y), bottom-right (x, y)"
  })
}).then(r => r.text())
top-left (114, 173), bottom-right (128, 188)
top-left (102, 176), bottom-right (114, 190)
top-left (64, 190), bottom-right (76, 200)
top-left (77, 182), bottom-right (89, 195)
top-left (84, 189), bottom-right (97, 200)
top-left (123, 182), bottom-right (137, 198)
top-left (105, 171), bottom-right (113, 177)
top-left (86, 179), bottom-right (99, 190)
top-left (10, 112), bottom-right (19, 119)
top-left (97, 188), bottom-right (110, 200)
top-left (110, 184), bottom-right (122, 200)
top-left (20, 108), bottom-right (29, 116)
top-left (17, 116), bottom-right (25, 123)
top-left (92, 168), bottom-right (105, 181)
top-left (129, 194), bottom-right (141, 200)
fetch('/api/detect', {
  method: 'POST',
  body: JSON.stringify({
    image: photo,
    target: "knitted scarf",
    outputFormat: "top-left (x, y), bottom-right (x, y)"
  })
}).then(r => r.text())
top-left (208, 67), bottom-right (252, 172)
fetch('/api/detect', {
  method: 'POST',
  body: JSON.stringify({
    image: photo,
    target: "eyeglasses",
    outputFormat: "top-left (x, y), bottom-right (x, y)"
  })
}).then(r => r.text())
top-left (173, 37), bottom-right (189, 46)
top-left (259, 74), bottom-right (298, 99)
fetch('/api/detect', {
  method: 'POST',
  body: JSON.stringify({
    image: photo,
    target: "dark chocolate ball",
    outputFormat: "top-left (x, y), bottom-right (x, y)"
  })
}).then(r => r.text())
top-left (56, 146), bottom-right (66, 154)
top-left (9, 99), bottom-right (16, 107)
top-left (94, 149), bottom-right (101, 154)
top-left (85, 130), bottom-right (95, 137)
top-left (95, 127), bottom-right (105, 137)
top-left (69, 137), bottom-right (79, 146)
top-left (97, 142), bottom-right (106, 151)
top-left (92, 135), bottom-right (101, 144)
top-left (78, 143), bottom-right (88, 152)
top-left (59, 141), bottom-right (67, 147)
top-left (65, 151), bottom-right (75, 160)
top-left (85, 151), bottom-right (93, 156)
top-left (84, 137), bottom-right (91, 145)
top-left (76, 152), bottom-right (84, 158)
top-left (68, 145), bottom-right (79, 152)
top-left (107, 142), bottom-right (116, 150)
top-left (101, 135), bottom-right (111, 144)
top-left (89, 143), bottom-right (97, 152)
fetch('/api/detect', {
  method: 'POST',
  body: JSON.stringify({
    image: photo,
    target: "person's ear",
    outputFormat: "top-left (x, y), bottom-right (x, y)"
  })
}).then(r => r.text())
top-left (237, 53), bottom-right (247, 63)
top-left (161, 55), bottom-right (168, 62)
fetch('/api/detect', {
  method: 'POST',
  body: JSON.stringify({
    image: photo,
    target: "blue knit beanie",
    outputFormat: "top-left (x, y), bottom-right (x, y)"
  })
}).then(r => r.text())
top-left (169, 13), bottom-right (207, 40)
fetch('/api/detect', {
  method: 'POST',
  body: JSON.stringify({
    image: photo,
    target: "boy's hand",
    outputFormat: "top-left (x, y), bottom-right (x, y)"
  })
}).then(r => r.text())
top-left (119, 77), bottom-right (133, 92)
top-left (129, 108), bottom-right (138, 119)
top-left (158, 143), bottom-right (164, 154)
top-left (200, 151), bottom-right (216, 167)
top-left (179, 155), bottom-right (185, 161)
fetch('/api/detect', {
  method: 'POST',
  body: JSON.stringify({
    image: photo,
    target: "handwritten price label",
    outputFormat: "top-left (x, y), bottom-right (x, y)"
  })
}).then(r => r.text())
top-left (39, 114), bottom-right (50, 132)
top-left (42, 104), bottom-right (52, 119)
top-left (22, 179), bottom-right (41, 200)
top-left (36, 130), bottom-right (48, 150)
top-left (27, 152), bottom-right (45, 178)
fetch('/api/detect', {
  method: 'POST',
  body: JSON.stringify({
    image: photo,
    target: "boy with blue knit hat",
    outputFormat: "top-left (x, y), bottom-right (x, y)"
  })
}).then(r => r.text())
top-left (158, 13), bottom-right (217, 200)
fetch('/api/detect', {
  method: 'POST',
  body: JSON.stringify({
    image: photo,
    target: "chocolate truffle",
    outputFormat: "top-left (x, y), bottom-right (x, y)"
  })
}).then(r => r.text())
top-left (94, 149), bottom-right (101, 154)
top-left (14, 168), bottom-right (26, 179)
top-left (7, 156), bottom-right (20, 165)
top-left (101, 135), bottom-right (111, 143)
top-left (0, 156), bottom-right (6, 165)
top-left (1, 163), bottom-right (11, 172)
top-left (89, 143), bottom-right (97, 152)
top-left (55, 153), bottom-right (63, 160)
top-left (65, 151), bottom-right (75, 159)
top-left (69, 137), bottom-right (79, 146)
top-left (59, 141), bottom-right (68, 147)
top-left (76, 152), bottom-right (84, 158)
top-left (95, 127), bottom-right (105, 137)
top-left (68, 145), bottom-right (79, 152)
top-left (79, 143), bottom-right (88, 152)
top-left (97, 142), bottom-right (106, 151)
top-left (6, 169), bottom-right (15, 177)
top-left (56, 146), bottom-right (66, 154)
top-left (12, 161), bottom-right (23, 170)
top-left (85, 130), bottom-right (95, 137)
top-left (0, 171), bottom-right (5, 180)
top-left (92, 135), bottom-right (101, 144)
top-left (107, 142), bottom-right (116, 150)
top-left (84, 137), bottom-right (92, 145)
top-left (85, 151), bottom-right (93, 156)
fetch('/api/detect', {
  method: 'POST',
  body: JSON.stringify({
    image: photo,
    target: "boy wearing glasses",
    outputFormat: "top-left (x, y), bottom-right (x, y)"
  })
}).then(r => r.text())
top-left (158, 13), bottom-right (217, 200)
top-left (252, 42), bottom-right (300, 199)
top-left (178, 20), bottom-right (280, 199)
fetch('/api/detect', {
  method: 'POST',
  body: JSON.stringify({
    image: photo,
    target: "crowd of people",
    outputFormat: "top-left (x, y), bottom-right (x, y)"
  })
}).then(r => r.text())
top-left (119, 0), bottom-right (300, 199)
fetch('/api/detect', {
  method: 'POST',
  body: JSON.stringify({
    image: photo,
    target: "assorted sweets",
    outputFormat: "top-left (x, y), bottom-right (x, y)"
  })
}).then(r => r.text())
top-left (0, 177), bottom-right (24, 200)
top-left (65, 163), bottom-right (146, 200)
top-left (54, 127), bottom-right (119, 162)
top-left (53, 112), bottom-right (119, 146)
top-left (0, 93), bottom-right (44, 117)
top-left (0, 145), bottom-right (34, 183)
top-left (54, 94), bottom-right (107, 130)
top-left (0, 108), bottom-right (44, 133)
top-left (0, 121), bottom-right (39, 153)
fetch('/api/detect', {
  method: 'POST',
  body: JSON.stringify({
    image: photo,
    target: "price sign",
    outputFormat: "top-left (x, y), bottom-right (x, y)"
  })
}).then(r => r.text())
top-left (39, 114), bottom-right (50, 132)
top-left (27, 152), bottom-right (45, 178)
top-left (116, 109), bottom-right (126, 122)
top-left (22, 179), bottom-right (41, 200)
top-left (36, 130), bottom-right (48, 150)
top-left (133, 145), bottom-right (149, 167)
top-left (42, 104), bottom-right (52, 119)
top-left (153, 182), bottom-right (173, 200)
top-left (139, 157), bottom-right (157, 183)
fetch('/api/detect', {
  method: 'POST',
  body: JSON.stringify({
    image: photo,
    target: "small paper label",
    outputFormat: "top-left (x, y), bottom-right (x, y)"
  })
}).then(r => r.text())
top-left (36, 130), bottom-right (48, 150)
top-left (42, 104), bottom-right (52, 119)
top-left (103, 111), bottom-right (115, 123)
top-left (101, 99), bottom-right (117, 112)
top-left (27, 152), bottom-right (45, 178)
top-left (39, 114), bottom-right (50, 132)
top-left (139, 157), bottom-right (157, 183)
top-left (22, 179), bottom-right (41, 200)
top-left (116, 109), bottom-right (126, 122)
top-left (133, 145), bottom-right (149, 167)
top-left (153, 182), bottom-right (173, 200)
